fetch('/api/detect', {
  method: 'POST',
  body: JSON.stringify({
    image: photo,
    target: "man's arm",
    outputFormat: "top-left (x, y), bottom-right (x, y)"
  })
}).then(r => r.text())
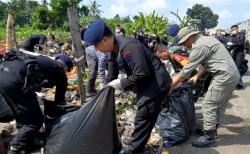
top-left (172, 46), bottom-right (209, 89)
top-left (171, 74), bottom-right (186, 88)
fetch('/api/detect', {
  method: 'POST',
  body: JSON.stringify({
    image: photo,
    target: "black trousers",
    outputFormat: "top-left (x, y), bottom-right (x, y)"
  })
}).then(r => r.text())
top-left (127, 94), bottom-right (165, 153)
top-left (232, 51), bottom-right (245, 76)
top-left (0, 71), bottom-right (44, 153)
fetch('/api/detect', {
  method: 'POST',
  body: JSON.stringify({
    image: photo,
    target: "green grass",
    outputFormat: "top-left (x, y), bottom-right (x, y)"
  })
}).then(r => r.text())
top-left (0, 25), bottom-right (70, 43)
top-left (0, 27), bottom-right (5, 41)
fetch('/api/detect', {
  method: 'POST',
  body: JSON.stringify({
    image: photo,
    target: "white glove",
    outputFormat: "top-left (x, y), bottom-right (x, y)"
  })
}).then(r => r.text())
top-left (227, 42), bottom-right (234, 46)
top-left (107, 79), bottom-right (122, 90)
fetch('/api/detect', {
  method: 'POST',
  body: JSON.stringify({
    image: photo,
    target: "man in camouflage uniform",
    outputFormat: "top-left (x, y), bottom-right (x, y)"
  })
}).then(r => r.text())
top-left (171, 27), bottom-right (240, 148)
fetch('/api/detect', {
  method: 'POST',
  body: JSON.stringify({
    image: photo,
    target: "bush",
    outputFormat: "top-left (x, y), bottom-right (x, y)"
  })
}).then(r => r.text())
top-left (0, 27), bottom-right (5, 40)
top-left (32, 6), bottom-right (52, 30)
top-left (0, 25), bottom-right (70, 43)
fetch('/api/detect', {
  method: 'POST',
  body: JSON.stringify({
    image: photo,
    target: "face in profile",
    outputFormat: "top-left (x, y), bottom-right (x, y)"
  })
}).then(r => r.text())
top-left (95, 36), bottom-right (115, 52)
top-left (231, 27), bottom-right (239, 33)
top-left (181, 36), bottom-right (194, 49)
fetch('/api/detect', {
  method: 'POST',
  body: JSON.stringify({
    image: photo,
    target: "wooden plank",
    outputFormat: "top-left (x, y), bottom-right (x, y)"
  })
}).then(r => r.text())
top-left (6, 13), bottom-right (18, 52)
top-left (67, 7), bottom-right (86, 105)
top-left (6, 13), bottom-right (14, 52)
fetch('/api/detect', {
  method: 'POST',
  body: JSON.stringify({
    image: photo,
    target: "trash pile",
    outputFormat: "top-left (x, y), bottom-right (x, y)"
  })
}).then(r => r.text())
top-left (0, 41), bottom-right (198, 153)
top-left (115, 91), bottom-right (163, 151)
top-left (0, 41), bottom-right (6, 57)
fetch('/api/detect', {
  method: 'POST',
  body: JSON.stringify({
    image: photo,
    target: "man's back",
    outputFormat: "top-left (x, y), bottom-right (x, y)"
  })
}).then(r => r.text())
top-left (116, 37), bottom-right (172, 99)
top-left (192, 35), bottom-right (238, 78)
top-left (23, 34), bottom-right (47, 51)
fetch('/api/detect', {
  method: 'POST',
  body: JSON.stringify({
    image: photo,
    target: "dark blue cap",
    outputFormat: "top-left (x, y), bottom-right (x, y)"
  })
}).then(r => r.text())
top-left (84, 19), bottom-right (105, 46)
top-left (167, 24), bottom-right (180, 37)
top-left (55, 54), bottom-right (73, 72)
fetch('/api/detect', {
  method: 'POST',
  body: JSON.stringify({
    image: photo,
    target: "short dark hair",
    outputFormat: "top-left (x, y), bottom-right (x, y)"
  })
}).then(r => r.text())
top-left (103, 25), bottom-right (113, 37)
top-left (154, 44), bottom-right (168, 53)
top-left (231, 25), bottom-right (238, 29)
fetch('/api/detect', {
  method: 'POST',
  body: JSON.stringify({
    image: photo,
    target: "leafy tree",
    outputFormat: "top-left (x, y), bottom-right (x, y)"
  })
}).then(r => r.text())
top-left (32, 6), bottom-right (54, 29)
top-left (187, 4), bottom-right (218, 31)
top-left (88, 0), bottom-right (102, 18)
top-left (50, 0), bottom-right (82, 27)
top-left (78, 5), bottom-right (90, 16)
top-left (132, 15), bottom-right (139, 21)
top-left (104, 15), bottom-right (133, 35)
top-left (0, 1), bottom-right (8, 21)
top-left (6, 0), bottom-right (39, 26)
top-left (104, 11), bottom-right (169, 37)
top-left (104, 14), bottom-right (122, 30)
top-left (80, 16), bottom-right (95, 27)
top-left (42, 0), bottom-right (48, 6)
top-left (132, 11), bottom-right (169, 37)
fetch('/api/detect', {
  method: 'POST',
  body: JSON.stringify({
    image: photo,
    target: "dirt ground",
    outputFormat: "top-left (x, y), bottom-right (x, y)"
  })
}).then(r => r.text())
top-left (1, 55), bottom-right (250, 154)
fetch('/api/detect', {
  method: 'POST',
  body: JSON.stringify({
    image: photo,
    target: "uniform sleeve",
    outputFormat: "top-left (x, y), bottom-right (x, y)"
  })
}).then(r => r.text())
top-left (106, 52), bottom-right (119, 83)
top-left (54, 68), bottom-right (68, 103)
top-left (179, 46), bottom-right (208, 79)
top-left (120, 43), bottom-right (151, 91)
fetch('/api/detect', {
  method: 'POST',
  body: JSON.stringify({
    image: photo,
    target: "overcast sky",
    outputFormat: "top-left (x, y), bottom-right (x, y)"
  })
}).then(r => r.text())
top-left (2, 0), bottom-right (250, 29)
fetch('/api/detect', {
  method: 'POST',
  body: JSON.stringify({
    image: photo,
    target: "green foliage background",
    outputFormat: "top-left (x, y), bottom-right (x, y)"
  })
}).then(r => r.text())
top-left (0, 0), bottom-right (219, 42)
top-left (0, 26), bottom-right (70, 43)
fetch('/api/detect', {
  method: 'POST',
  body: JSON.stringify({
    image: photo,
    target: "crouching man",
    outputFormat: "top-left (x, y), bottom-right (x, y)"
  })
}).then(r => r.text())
top-left (84, 19), bottom-right (172, 153)
top-left (171, 27), bottom-right (240, 148)
top-left (0, 51), bottom-right (73, 153)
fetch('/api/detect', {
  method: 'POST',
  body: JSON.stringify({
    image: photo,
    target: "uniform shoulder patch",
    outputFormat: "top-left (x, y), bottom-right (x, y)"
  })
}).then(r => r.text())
top-left (122, 50), bottom-right (134, 66)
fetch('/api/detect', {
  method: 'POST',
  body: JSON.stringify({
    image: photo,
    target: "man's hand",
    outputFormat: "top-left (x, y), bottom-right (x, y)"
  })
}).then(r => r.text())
top-left (171, 75), bottom-right (185, 89)
top-left (188, 75), bottom-right (199, 85)
top-left (107, 79), bottom-right (122, 90)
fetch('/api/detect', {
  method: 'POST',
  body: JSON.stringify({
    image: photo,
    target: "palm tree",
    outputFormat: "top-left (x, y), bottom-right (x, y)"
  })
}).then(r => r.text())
top-left (88, 0), bottom-right (102, 18)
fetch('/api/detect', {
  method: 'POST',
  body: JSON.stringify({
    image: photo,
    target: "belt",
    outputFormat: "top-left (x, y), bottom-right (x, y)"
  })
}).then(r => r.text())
top-left (0, 64), bottom-right (11, 73)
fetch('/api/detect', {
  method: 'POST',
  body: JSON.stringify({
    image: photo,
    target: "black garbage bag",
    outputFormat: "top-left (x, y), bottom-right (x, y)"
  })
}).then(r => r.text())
top-left (44, 87), bottom-right (121, 154)
top-left (0, 92), bottom-right (14, 122)
top-left (157, 83), bottom-right (196, 148)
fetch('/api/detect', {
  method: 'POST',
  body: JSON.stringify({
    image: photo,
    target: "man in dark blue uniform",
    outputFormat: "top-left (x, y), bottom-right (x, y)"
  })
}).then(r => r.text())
top-left (84, 19), bottom-right (172, 154)
top-left (227, 25), bottom-right (246, 88)
top-left (22, 34), bottom-right (48, 52)
top-left (0, 52), bottom-right (73, 154)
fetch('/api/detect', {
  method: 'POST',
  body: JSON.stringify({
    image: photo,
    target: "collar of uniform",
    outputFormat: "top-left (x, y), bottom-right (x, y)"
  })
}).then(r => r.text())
top-left (192, 34), bottom-right (202, 48)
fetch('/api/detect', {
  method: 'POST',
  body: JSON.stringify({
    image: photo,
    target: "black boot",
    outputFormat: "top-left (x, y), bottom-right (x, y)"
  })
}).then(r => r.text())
top-left (192, 130), bottom-right (217, 148)
top-left (236, 79), bottom-right (244, 90)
